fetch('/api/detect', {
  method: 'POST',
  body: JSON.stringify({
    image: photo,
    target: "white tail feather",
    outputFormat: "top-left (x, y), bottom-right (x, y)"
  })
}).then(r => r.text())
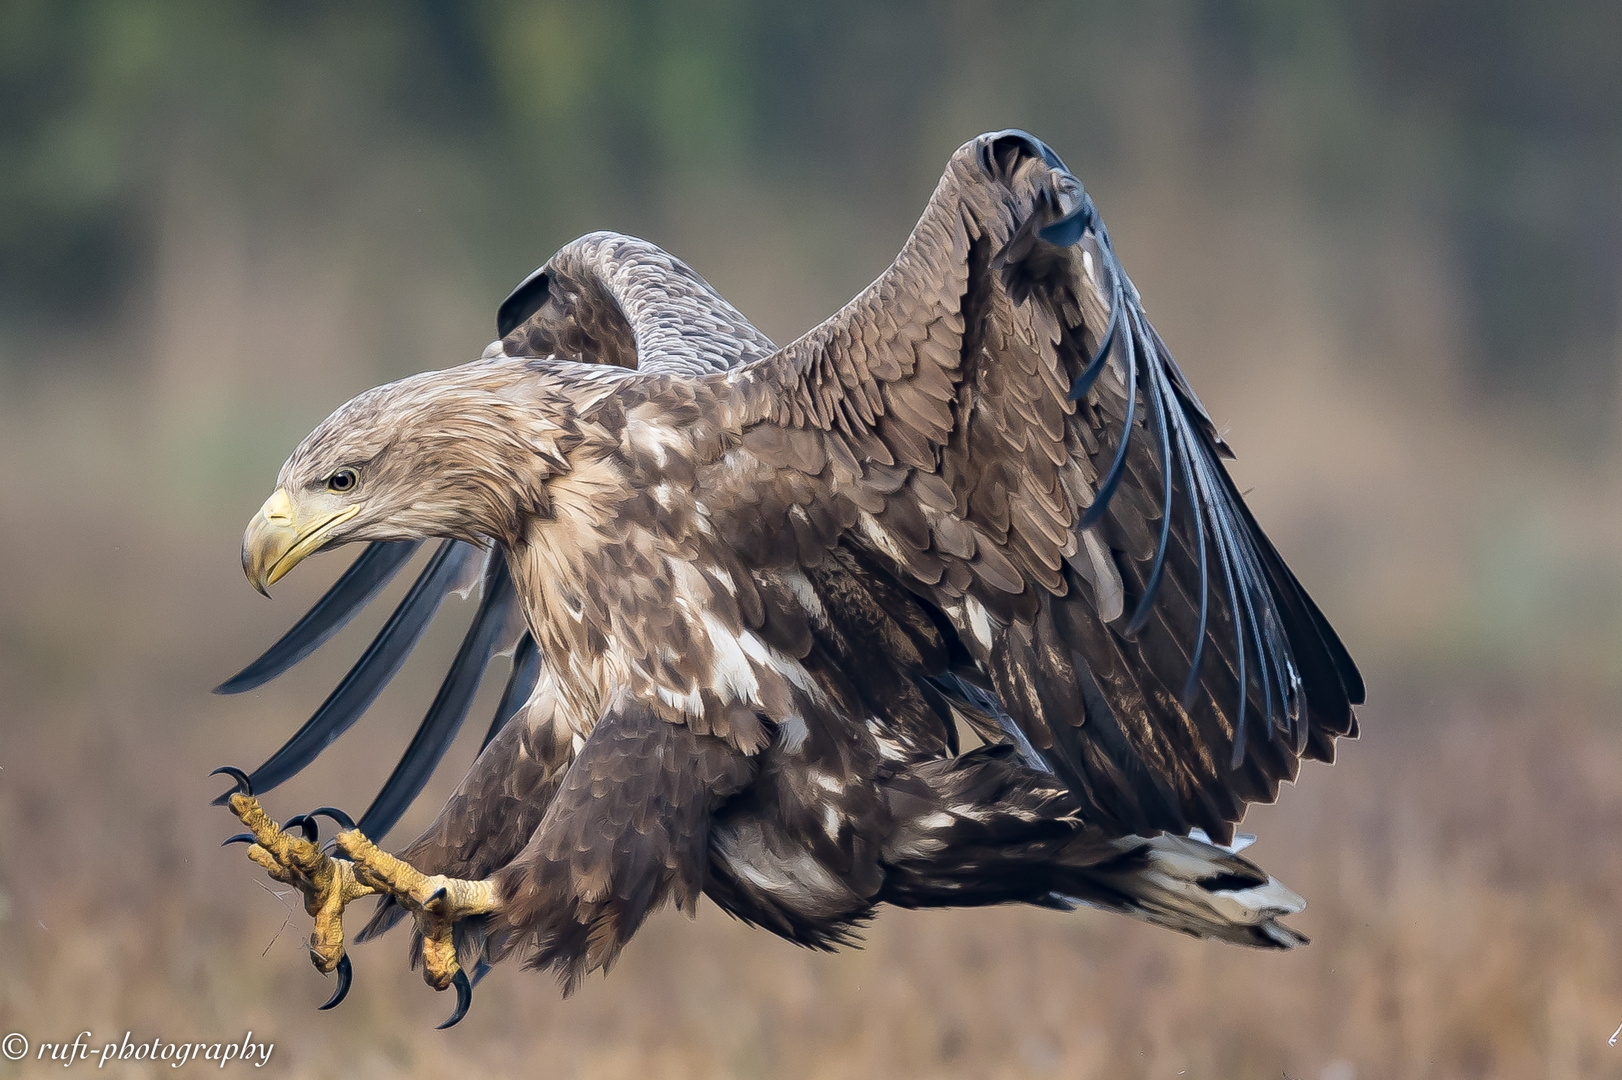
top-left (1068, 832), bottom-right (1307, 948)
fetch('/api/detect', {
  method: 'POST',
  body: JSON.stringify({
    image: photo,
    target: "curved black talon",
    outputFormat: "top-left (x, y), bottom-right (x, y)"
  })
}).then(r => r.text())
top-left (318, 953), bottom-right (352, 1011)
top-left (437, 968), bottom-right (472, 1030)
top-left (306, 807), bottom-right (357, 832)
top-left (210, 766), bottom-right (253, 797)
top-left (220, 832), bottom-right (254, 847)
top-left (283, 814), bottom-right (320, 843)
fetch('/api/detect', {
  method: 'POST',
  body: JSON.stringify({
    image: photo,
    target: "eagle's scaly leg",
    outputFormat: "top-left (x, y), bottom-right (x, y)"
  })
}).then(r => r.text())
top-left (330, 829), bottom-right (500, 1028)
top-left (224, 791), bottom-right (376, 1008)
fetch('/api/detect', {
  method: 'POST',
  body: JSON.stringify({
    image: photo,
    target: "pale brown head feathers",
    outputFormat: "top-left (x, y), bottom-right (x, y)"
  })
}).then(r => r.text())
top-left (279, 360), bottom-right (576, 548)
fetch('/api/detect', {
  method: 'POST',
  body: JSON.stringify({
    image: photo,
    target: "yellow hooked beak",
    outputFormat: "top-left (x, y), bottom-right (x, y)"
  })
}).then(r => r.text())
top-left (241, 488), bottom-right (361, 596)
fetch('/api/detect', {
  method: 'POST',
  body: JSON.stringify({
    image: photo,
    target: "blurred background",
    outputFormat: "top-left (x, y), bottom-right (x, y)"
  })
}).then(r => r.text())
top-left (2, 2), bottom-right (1621, 1077)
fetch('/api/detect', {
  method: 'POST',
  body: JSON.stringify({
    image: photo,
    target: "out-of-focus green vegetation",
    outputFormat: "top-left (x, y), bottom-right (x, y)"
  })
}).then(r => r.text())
top-left (4, 1), bottom-right (1620, 429)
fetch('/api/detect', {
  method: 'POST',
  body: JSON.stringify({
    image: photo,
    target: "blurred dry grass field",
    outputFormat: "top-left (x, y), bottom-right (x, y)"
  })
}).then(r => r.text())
top-left (4, 70), bottom-right (1622, 1076)
top-left (5, 653), bottom-right (1622, 1078)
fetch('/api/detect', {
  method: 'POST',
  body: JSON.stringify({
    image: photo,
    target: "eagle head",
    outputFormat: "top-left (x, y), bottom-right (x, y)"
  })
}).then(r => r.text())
top-left (240, 363), bottom-right (573, 595)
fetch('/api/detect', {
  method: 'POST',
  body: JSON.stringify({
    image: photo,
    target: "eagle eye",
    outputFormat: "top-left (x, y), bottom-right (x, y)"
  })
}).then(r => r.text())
top-left (326, 468), bottom-right (359, 493)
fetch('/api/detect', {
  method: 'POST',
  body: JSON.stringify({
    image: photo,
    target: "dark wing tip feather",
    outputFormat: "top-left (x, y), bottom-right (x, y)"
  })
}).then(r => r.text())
top-left (1067, 268), bottom-right (1122, 402)
top-left (1075, 289), bottom-right (1139, 531)
top-left (357, 559), bottom-right (519, 841)
top-left (1124, 320), bottom-right (1177, 638)
top-left (497, 267), bottom-right (551, 338)
top-left (484, 632), bottom-right (541, 751)
top-left (214, 540), bottom-right (422, 695)
top-left (236, 540), bottom-right (475, 799)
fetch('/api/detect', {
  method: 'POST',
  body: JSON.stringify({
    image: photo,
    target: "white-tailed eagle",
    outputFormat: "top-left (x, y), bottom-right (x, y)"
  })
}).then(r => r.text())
top-left (214, 131), bottom-right (1362, 1028)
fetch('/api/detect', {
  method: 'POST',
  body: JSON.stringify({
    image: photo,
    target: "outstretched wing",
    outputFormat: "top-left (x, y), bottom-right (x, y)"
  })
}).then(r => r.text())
top-left (217, 234), bottom-right (778, 839)
top-left (718, 131), bottom-right (1362, 843)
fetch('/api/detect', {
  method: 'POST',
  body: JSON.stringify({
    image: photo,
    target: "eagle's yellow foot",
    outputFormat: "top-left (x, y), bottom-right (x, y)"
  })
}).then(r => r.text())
top-left (213, 766), bottom-right (490, 1027)
top-left (214, 769), bottom-right (372, 1011)
top-left (332, 829), bottom-right (501, 1028)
